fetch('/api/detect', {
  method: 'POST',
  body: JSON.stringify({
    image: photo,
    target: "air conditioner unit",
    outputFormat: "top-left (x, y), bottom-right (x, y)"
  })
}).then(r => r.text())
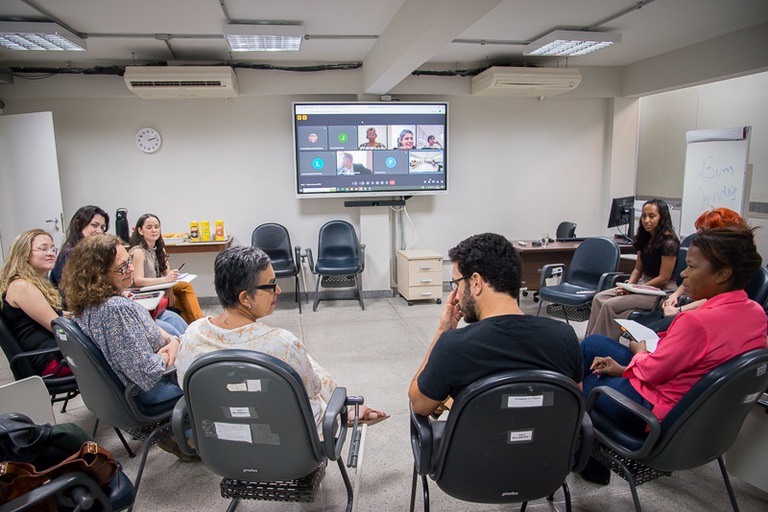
top-left (471, 67), bottom-right (582, 97)
top-left (124, 66), bottom-right (238, 99)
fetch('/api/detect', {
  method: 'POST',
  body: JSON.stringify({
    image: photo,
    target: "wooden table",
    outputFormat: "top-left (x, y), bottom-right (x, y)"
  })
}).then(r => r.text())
top-left (515, 239), bottom-right (635, 291)
top-left (164, 236), bottom-right (233, 254)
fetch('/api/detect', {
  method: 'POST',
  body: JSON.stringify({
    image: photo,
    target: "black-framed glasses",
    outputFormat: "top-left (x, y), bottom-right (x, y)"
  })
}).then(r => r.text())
top-left (449, 275), bottom-right (471, 291)
top-left (111, 255), bottom-right (134, 275)
top-left (255, 283), bottom-right (278, 294)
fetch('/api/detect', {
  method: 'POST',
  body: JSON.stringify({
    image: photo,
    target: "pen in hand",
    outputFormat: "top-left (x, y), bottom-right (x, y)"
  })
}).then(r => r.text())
top-left (178, 262), bottom-right (186, 272)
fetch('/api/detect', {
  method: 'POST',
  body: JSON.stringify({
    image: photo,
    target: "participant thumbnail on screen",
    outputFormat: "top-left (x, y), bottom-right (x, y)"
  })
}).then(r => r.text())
top-left (417, 125), bottom-right (444, 148)
top-left (390, 125), bottom-right (416, 150)
top-left (357, 125), bottom-right (388, 150)
top-left (336, 151), bottom-right (374, 176)
top-left (409, 151), bottom-right (444, 173)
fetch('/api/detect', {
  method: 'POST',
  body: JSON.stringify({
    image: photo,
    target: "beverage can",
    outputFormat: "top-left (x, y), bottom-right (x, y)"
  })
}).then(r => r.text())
top-left (201, 220), bottom-right (211, 241)
top-left (189, 221), bottom-right (199, 241)
top-left (215, 220), bottom-right (225, 241)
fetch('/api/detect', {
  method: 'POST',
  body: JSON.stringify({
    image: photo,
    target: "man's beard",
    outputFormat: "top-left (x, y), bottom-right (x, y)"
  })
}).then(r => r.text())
top-left (461, 288), bottom-right (479, 323)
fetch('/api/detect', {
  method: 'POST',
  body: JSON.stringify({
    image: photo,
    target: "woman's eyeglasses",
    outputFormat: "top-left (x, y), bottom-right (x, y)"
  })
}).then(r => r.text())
top-left (111, 255), bottom-right (134, 275)
top-left (33, 245), bottom-right (58, 255)
top-left (255, 283), bottom-right (278, 294)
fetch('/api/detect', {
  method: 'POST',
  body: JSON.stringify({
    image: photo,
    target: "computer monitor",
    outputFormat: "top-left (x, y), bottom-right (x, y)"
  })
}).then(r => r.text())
top-left (607, 196), bottom-right (635, 241)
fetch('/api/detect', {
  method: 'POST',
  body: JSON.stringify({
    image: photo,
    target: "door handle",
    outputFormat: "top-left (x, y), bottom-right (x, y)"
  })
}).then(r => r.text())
top-left (45, 218), bottom-right (60, 232)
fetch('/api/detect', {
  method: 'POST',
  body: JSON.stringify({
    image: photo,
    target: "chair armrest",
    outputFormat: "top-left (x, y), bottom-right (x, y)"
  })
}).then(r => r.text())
top-left (294, 246), bottom-right (302, 268)
top-left (322, 386), bottom-right (352, 461)
top-left (0, 471), bottom-right (110, 512)
top-left (409, 403), bottom-right (433, 476)
top-left (573, 413), bottom-right (594, 472)
top-left (360, 244), bottom-right (366, 272)
top-left (305, 248), bottom-right (315, 273)
top-left (586, 385), bottom-right (661, 459)
top-left (599, 272), bottom-right (628, 291)
top-left (539, 263), bottom-right (566, 289)
top-left (123, 366), bottom-right (179, 418)
top-left (171, 397), bottom-right (196, 456)
top-left (9, 346), bottom-right (63, 374)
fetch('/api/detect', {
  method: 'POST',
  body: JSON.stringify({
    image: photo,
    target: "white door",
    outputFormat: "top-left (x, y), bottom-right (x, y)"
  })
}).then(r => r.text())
top-left (0, 112), bottom-right (65, 264)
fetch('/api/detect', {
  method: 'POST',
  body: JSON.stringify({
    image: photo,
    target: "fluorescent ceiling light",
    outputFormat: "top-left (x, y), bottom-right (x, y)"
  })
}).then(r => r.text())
top-left (0, 21), bottom-right (86, 51)
top-left (524, 30), bottom-right (620, 57)
top-left (223, 24), bottom-right (304, 52)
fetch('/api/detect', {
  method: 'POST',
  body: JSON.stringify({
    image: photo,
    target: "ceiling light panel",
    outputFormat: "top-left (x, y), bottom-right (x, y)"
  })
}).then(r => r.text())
top-left (0, 21), bottom-right (86, 51)
top-left (223, 24), bottom-right (304, 52)
top-left (524, 30), bottom-right (620, 57)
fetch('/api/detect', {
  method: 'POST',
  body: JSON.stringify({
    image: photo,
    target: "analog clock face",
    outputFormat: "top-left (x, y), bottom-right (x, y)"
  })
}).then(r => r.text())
top-left (136, 127), bottom-right (162, 153)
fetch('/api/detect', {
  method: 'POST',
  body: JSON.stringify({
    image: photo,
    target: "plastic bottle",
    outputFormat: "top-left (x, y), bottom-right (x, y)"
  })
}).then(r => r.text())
top-left (215, 220), bottom-right (225, 241)
top-left (189, 221), bottom-right (199, 242)
top-left (201, 220), bottom-right (211, 241)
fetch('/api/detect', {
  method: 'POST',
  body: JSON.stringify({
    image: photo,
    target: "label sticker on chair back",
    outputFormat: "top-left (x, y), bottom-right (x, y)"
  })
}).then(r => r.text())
top-left (225, 379), bottom-right (263, 392)
top-left (502, 391), bottom-right (553, 408)
top-left (744, 391), bottom-right (761, 404)
top-left (508, 429), bottom-right (534, 443)
top-left (757, 363), bottom-right (767, 377)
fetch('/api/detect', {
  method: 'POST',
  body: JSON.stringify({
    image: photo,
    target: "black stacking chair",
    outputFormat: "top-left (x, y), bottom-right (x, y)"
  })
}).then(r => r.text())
top-left (51, 318), bottom-right (176, 496)
top-left (0, 312), bottom-right (78, 413)
top-left (251, 222), bottom-right (304, 313)
top-left (587, 348), bottom-right (768, 512)
top-left (305, 220), bottom-right (366, 312)
top-left (172, 350), bottom-right (362, 512)
top-left (409, 370), bottom-right (592, 512)
top-left (535, 237), bottom-right (621, 323)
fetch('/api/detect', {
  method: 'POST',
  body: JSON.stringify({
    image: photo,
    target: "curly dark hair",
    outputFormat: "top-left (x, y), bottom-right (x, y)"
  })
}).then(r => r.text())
top-left (690, 227), bottom-right (762, 291)
top-left (128, 213), bottom-right (168, 275)
top-left (633, 199), bottom-right (679, 253)
top-left (448, 233), bottom-right (521, 297)
top-left (60, 234), bottom-right (121, 316)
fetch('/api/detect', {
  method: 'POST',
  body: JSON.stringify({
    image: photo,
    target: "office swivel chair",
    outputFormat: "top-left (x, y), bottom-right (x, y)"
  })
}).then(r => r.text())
top-left (556, 221), bottom-right (577, 240)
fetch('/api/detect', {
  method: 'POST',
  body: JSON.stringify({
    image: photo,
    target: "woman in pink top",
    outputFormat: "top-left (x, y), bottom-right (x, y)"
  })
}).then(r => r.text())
top-left (579, 226), bottom-right (767, 484)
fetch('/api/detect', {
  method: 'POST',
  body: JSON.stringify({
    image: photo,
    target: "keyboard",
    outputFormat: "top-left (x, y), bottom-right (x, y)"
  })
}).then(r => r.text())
top-left (555, 237), bottom-right (587, 242)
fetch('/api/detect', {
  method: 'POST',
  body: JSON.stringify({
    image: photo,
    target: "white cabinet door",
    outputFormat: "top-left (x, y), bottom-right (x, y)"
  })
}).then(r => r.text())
top-left (0, 112), bottom-right (65, 263)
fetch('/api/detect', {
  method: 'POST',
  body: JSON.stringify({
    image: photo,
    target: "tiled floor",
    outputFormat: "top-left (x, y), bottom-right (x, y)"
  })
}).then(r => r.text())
top-left (2, 293), bottom-right (767, 511)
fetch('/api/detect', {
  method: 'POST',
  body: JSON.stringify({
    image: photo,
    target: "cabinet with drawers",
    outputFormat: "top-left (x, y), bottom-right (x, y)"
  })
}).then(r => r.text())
top-left (396, 249), bottom-right (444, 305)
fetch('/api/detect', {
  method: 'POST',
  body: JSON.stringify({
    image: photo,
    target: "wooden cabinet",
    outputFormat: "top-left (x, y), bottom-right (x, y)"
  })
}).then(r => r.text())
top-left (397, 249), bottom-right (444, 305)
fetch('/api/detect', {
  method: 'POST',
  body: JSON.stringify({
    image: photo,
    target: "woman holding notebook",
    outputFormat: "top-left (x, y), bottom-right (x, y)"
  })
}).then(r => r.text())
top-left (585, 198), bottom-right (680, 339)
top-left (129, 213), bottom-right (203, 324)
top-left (579, 227), bottom-right (767, 484)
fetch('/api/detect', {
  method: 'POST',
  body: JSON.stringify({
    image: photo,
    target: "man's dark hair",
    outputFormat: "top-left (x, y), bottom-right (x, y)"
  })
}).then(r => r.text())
top-left (448, 233), bottom-right (521, 297)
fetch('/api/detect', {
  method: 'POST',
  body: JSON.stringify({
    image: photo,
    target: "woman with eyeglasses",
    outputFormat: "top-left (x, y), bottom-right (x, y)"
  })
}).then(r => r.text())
top-left (61, 234), bottom-right (183, 412)
top-left (0, 229), bottom-right (71, 376)
top-left (51, 205), bottom-right (109, 287)
top-left (175, 246), bottom-right (388, 431)
top-left (129, 213), bottom-right (203, 324)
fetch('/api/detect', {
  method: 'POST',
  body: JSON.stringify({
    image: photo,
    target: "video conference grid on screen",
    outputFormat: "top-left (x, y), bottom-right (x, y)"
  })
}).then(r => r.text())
top-left (294, 103), bottom-right (447, 196)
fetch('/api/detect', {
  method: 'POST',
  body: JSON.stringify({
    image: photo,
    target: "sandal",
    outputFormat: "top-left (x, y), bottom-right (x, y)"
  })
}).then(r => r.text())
top-left (347, 406), bottom-right (389, 427)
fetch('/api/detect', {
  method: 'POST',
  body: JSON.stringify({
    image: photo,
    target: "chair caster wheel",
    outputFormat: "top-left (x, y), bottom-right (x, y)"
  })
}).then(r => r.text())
top-left (533, 297), bottom-right (539, 303)
top-left (522, 290), bottom-right (529, 297)
top-left (436, 299), bottom-right (442, 304)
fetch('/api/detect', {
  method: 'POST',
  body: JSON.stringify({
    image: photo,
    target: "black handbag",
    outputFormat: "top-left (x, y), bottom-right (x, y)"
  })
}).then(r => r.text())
top-left (0, 413), bottom-right (92, 469)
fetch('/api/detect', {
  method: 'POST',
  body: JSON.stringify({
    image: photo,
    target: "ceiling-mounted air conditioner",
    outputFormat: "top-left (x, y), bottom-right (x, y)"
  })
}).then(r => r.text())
top-left (124, 66), bottom-right (238, 99)
top-left (471, 67), bottom-right (582, 97)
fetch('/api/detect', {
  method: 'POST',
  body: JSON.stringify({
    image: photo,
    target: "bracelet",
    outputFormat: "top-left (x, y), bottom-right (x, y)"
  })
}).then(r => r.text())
top-left (677, 307), bottom-right (682, 313)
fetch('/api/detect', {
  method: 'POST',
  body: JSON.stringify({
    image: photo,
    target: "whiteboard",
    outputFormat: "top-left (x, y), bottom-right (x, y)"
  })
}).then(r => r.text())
top-left (679, 126), bottom-right (752, 237)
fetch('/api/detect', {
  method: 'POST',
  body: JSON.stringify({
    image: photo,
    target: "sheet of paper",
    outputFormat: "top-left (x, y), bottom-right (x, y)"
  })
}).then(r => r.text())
top-left (615, 319), bottom-right (660, 352)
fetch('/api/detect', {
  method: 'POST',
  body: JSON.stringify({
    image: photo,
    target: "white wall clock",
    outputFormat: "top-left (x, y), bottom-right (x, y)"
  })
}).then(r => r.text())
top-left (135, 127), bottom-right (162, 153)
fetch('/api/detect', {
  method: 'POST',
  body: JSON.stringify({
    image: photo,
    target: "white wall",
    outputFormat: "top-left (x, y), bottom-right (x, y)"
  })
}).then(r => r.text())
top-left (4, 92), bottom-right (622, 296)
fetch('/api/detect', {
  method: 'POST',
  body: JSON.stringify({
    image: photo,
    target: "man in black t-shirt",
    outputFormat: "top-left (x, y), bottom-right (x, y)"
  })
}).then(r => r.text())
top-left (408, 233), bottom-right (583, 417)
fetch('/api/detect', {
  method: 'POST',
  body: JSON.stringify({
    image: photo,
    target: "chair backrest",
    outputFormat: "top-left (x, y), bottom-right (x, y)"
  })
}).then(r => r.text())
top-left (251, 223), bottom-right (298, 277)
top-left (648, 348), bottom-right (768, 471)
top-left (565, 237), bottom-right (620, 289)
top-left (673, 246), bottom-right (689, 286)
top-left (317, 220), bottom-right (360, 263)
top-left (556, 221), bottom-right (577, 239)
top-left (744, 266), bottom-right (768, 308)
top-left (680, 233), bottom-right (696, 248)
top-left (432, 370), bottom-right (584, 504)
top-left (0, 311), bottom-right (35, 380)
top-left (181, 349), bottom-right (324, 482)
top-left (51, 317), bottom-right (152, 429)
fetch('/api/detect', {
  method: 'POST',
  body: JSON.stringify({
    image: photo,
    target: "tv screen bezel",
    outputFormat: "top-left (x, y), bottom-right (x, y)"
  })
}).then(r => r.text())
top-left (292, 102), bottom-right (448, 199)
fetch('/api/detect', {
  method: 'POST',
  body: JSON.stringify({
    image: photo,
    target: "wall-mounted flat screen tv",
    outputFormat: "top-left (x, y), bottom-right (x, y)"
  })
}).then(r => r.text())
top-left (293, 102), bottom-right (448, 198)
